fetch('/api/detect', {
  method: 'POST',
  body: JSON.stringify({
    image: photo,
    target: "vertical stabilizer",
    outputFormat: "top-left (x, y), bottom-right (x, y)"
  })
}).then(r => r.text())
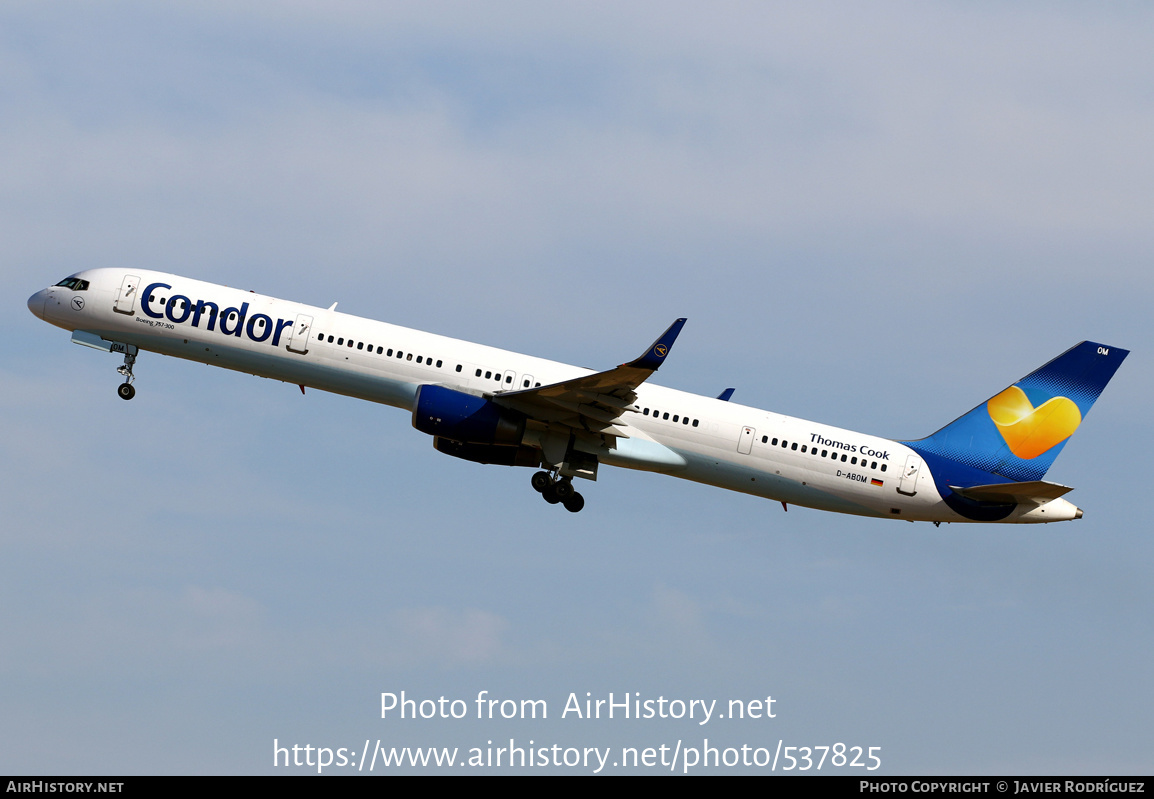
top-left (903, 341), bottom-right (1128, 483)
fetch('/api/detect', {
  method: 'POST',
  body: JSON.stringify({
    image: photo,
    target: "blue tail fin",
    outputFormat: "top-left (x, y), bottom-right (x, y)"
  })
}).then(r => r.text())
top-left (903, 341), bottom-right (1128, 482)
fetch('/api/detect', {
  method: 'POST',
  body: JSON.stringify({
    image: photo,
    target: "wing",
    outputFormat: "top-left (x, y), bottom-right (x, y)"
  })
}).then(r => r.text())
top-left (492, 318), bottom-right (686, 440)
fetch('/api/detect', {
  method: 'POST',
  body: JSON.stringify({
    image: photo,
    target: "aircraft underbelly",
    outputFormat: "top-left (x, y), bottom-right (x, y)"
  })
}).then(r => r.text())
top-left (672, 451), bottom-right (890, 517)
top-left (87, 326), bottom-right (419, 411)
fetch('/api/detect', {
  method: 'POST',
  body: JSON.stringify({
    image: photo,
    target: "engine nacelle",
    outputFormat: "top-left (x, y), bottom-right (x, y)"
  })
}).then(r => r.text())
top-left (412, 384), bottom-right (526, 446)
top-left (433, 437), bottom-right (541, 467)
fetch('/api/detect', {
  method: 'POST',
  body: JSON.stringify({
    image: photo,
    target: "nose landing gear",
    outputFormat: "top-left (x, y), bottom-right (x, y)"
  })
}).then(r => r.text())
top-left (115, 346), bottom-right (137, 400)
top-left (531, 470), bottom-right (585, 513)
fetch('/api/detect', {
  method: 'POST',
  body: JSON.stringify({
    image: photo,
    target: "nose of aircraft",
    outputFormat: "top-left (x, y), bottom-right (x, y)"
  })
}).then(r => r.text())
top-left (27, 289), bottom-right (47, 320)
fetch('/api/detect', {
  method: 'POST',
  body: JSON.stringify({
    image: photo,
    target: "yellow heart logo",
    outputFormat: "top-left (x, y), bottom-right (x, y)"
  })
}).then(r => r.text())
top-left (987, 386), bottom-right (1082, 460)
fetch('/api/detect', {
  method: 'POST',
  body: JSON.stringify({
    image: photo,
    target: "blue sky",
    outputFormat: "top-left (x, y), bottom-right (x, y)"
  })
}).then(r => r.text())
top-left (2, 2), bottom-right (1151, 774)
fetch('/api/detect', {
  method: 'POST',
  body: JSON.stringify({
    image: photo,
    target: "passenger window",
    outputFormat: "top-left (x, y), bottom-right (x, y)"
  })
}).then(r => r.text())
top-left (416, 356), bottom-right (423, 364)
top-left (456, 365), bottom-right (463, 372)
top-left (881, 464), bottom-right (887, 472)
top-left (436, 360), bottom-right (442, 368)
top-left (357, 342), bottom-right (363, 350)
top-left (761, 435), bottom-right (767, 443)
top-left (476, 369), bottom-right (482, 377)
top-left (338, 338), bottom-right (344, 345)
top-left (327, 335), bottom-right (334, 343)
top-left (791, 443), bottom-right (798, 451)
top-left (673, 415), bottom-right (679, 423)
top-left (663, 412), bottom-right (669, 420)
top-left (692, 419), bottom-right (699, 427)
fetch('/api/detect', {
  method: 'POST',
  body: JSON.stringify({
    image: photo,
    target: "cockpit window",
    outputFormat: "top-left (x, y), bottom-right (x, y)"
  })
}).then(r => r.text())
top-left (54, 278), bottom-right (89, 291)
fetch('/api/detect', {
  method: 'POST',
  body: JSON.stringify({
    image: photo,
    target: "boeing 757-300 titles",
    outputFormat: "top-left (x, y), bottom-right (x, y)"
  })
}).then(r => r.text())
top-left (28, 270), bottom-right (1127, 522)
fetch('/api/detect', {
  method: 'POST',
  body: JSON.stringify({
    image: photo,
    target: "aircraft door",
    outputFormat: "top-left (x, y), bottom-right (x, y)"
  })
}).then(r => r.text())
top-left (286, 314), bottom-right (314, 354)
top-left (897, 454), bottom-right (921, 496)
top-left (113, 274), bottom-right (141, 315)
top-left (738, 426), bottom-right (755, 455)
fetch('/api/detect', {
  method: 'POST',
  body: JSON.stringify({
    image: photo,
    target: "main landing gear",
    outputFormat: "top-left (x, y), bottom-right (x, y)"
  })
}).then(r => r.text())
top-left (116, 348), bottom-right (137, 400)
top-left (531, 470), bottom-right (585, 513)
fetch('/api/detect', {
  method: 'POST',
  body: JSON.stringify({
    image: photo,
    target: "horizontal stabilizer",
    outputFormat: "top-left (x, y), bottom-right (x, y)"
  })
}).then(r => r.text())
top-left (949, 480), bottom-right (1073, 504)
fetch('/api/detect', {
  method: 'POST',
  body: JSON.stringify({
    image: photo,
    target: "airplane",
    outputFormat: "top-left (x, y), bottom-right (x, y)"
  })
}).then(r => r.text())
top-left (28, 269), bottom-right (1128, 523)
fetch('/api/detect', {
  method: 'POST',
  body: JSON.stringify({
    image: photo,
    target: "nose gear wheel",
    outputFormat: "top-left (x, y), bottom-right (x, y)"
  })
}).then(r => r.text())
top-left (116, 349), bottom-right (137, 400)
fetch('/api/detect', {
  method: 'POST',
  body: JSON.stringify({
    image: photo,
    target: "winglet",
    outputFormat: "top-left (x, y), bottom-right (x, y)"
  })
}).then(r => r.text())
top-left (717, 387), bottom-right (736, 402)
top-left (626, 318), bottom-right (686, 371)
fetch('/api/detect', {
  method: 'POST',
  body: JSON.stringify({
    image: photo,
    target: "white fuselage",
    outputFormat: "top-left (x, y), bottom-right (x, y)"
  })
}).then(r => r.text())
top-left (28, 268), bottom-right (1081, 524)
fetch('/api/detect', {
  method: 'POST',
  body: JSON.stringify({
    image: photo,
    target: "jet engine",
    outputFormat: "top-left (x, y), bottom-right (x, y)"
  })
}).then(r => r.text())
top-left (412, 384), bottom-right (526, 446)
